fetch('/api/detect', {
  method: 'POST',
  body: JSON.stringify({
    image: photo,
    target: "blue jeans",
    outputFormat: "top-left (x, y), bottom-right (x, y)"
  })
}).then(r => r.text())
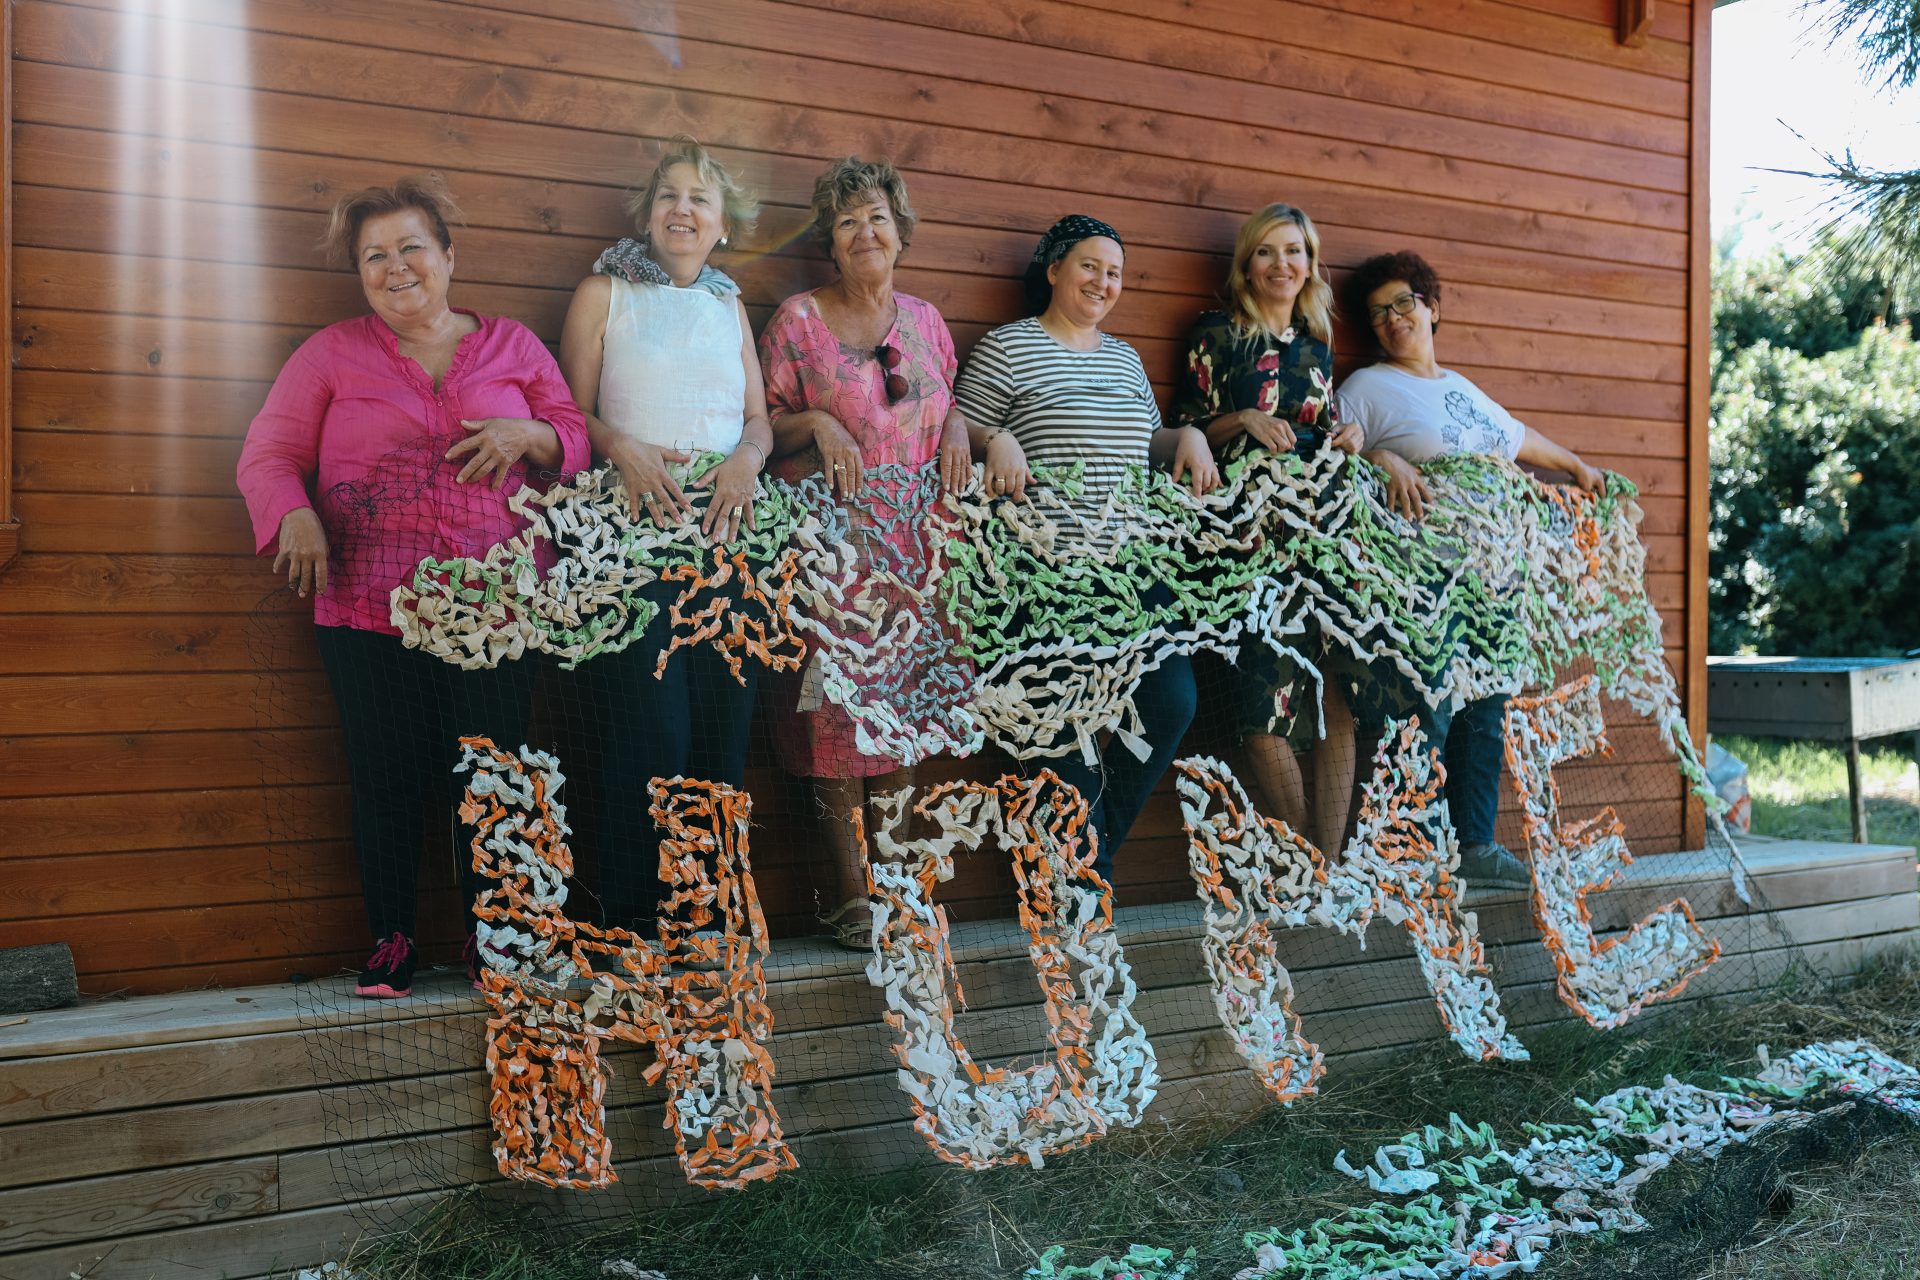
top-left (1444, 694), bottom-right (1509, 845)
top-left (1041, 654), bottom-right (1197, 884)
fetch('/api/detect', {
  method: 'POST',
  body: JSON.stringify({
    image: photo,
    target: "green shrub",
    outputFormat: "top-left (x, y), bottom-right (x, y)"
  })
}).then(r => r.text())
top-left (1710, 325), bottom-right (1920, 654)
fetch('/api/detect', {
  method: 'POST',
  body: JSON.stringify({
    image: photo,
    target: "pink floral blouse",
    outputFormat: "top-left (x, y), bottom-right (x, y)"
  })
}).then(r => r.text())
top-left (758, 289), bottom-right (958, 777)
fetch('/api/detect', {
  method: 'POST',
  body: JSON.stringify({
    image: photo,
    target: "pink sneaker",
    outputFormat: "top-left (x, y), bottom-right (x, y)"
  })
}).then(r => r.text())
top-left (355, 933), bottom-right (416, 998)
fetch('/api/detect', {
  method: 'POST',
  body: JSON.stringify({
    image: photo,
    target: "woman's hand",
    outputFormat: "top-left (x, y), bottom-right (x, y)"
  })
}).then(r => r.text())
top-left (813, 415), bottom-right (864, 500)
top-left (273, 507), bottom-right (330, 598)
top-left (690, 444), bottom-right (760, 544)
top-left (605, 435), bottom-right (693, 527)
top-left (938, 419), bottom-right (972, 495)
top-left (1367, 448), bottom-right (1433, 521)
top-left (1170, 426), bottom-right (1221, 497)
top-left (1568, 458), bottom-right (1605, 492)
top-left (1219, 407), bottom-right (1296, 453)
top-left (447, 418), bottom-right (553, 490)
top-left (982, 430), bottom-right (1031, 501)
top-left (1328, 419), bottom-right (1366, 455)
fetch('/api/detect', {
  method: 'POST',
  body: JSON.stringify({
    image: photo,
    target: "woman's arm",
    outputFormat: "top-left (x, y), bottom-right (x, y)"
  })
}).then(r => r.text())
top-left (1514, 426), bottom-right (1603, 491)
top-left (758, 304), bottom-right (866, 498)
top-left (236, 338), bottom-right (332, 596)
top-left (690, 295), bottom-right (773, 543)
top-left (558, 275), bottom-right (690, 524)
top-left (953, 333), bottom-right (1031, 499)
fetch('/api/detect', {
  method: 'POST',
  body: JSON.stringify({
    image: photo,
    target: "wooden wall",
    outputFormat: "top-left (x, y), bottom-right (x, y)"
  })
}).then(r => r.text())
top-left (1, 0), bottom-right (1710, 995)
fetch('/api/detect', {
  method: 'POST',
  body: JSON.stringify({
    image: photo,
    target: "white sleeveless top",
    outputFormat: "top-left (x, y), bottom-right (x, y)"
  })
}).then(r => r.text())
top-left (596, 277), bottom-right (746, 453)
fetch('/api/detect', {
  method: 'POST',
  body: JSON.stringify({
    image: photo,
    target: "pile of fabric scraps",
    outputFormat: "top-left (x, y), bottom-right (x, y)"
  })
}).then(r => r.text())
top-left (1025, 1040), bottom-right (1920, 1280)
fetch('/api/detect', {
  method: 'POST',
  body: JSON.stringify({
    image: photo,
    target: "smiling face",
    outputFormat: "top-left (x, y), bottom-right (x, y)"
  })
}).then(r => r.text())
top-left (1366, 277), bottom-right (1439, 366)
top-left (1248, 220), bottom-right (1310, 319)
top-left (1045, 235), bottom-right (1124, 330)
top-left (355, 207), bottom-right (455, 330)
top-left (829, 191), bottom-right (902, 284)
top-left (647, 160), bottom-right (728, 274)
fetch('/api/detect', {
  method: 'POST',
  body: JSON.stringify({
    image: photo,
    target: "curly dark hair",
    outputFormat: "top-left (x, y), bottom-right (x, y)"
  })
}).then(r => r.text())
top-left (1343, 250), bottom-right (1443, 343)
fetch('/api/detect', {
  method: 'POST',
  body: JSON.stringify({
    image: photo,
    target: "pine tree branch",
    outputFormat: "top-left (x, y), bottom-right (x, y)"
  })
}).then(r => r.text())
top-left (1760, 147), bottom-right (1920, 281)
top-left (1803, 0), bottom-right (1920, 93)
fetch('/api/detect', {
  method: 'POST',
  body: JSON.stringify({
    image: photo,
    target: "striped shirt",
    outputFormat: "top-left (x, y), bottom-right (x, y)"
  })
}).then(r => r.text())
top-left (954, 319), bottom-right (1161, 548)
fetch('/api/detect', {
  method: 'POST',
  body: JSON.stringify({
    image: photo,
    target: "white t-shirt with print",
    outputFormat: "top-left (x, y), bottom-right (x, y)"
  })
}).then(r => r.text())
top-left (1335, 364), bottom-right (1526, 463)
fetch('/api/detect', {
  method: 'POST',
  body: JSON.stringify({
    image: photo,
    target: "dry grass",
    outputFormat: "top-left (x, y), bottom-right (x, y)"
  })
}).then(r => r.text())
top-left (354, 949), bottom-right (1920, 1280)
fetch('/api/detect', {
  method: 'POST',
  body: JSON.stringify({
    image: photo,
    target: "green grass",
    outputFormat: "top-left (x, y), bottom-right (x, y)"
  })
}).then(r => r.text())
top-left (352, 950), bottom-right (1920, 1280)
top-left (1718, 734), bottom-right (1920, 850)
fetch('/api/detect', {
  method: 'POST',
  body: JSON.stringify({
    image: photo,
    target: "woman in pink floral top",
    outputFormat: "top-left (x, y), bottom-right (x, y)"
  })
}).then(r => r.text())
top-left (760, 156), bottom-right (971, 947)
top-left (236, 177), bottom-right (589, 999)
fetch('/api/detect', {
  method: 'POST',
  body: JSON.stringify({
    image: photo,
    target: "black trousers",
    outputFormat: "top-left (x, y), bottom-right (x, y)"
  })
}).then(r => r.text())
top-left (571, 584), bottom-right (759, 932)
top-left (316, 625), bottom-right (536, 943)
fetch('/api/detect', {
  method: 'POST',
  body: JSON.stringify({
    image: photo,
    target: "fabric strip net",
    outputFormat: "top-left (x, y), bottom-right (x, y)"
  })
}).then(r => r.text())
top-left (249, 440), bottom-right (1795, 1235)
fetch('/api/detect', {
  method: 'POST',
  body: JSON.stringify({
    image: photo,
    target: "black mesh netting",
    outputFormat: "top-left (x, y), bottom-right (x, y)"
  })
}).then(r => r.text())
top-left (248, 434), bottom-right (1829, 1269)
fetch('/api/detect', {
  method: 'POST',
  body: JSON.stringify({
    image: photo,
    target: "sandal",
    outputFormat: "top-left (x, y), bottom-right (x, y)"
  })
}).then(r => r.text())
top-left (819, 897), bottom-right (876, 952)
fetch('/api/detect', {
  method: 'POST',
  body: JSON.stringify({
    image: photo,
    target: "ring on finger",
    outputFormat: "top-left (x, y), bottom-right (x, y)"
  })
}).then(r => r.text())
top-left (730, 505), bottom-right (743, 518)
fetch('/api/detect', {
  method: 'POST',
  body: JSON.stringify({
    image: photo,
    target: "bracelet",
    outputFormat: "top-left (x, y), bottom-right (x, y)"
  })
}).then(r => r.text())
top-left (739, 439), bottom-right (767, 469)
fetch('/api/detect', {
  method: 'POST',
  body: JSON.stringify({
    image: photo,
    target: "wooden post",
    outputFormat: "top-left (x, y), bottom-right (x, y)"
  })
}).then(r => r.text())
top-left (1847, 737), bottom-right (1868, 844)
top-left (0, 0), bottom-right (17, 578)
top-left (1681, 0), bottom-right (1711, 852)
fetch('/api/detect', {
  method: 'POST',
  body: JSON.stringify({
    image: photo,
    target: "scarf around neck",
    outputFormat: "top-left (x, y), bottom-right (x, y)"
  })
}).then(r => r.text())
top-left (592, 236), bottom-right (739, 298)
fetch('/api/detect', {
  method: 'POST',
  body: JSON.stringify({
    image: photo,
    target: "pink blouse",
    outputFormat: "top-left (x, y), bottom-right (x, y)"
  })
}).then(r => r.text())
top-left (236, 310), bottom-right (591, 634)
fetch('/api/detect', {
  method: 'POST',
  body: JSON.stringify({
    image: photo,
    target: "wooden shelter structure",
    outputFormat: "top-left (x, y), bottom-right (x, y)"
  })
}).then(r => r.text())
top-left (3, 0), bottom-right (1914, 1275)
top-left (0, 0), bottom-right (1720, 995)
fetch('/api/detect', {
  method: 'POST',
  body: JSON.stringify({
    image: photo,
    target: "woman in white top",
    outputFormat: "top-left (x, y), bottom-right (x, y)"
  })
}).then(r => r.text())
top-left (557, 135), bottom-right (774, 932)
top-left (954, 214), bottom-right (1218, 888)
top-left (1335, 249), bottom-right (1601, 895)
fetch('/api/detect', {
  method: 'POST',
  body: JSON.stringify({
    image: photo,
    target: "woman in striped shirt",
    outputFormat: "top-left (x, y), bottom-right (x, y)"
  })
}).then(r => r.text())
top-left (953, 214), bottom-right (1217, 888)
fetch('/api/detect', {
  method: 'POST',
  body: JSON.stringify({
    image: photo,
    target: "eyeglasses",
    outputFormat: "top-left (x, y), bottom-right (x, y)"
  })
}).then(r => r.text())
top-left (1366, 292), bottom-right (1425, 325)
top-left (875, 344), bottom-right (909, 404)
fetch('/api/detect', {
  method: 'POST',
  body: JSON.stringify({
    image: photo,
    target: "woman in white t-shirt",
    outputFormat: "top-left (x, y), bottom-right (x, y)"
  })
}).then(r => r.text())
top-left (1334, 250), bottom-right (1602, 895)
top-left (557, 136), bottom-right (774, 933)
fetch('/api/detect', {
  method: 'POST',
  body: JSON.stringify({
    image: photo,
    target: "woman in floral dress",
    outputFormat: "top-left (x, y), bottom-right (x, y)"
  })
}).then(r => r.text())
top-left (761, 156), bottom-right (970, 946)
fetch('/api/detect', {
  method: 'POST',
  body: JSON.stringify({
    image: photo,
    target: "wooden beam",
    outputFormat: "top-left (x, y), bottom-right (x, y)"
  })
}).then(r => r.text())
top-left (0, 0), bottom-right (15, 578)
top-left (1619, 0), bottom-right (1656, 47)
top-left (1683, 0), bottom-right (1711, 851)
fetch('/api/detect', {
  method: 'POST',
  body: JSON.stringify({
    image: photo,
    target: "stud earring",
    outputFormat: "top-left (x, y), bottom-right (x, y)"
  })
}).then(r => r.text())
top-left (719, 236), bottom-right (729, 247)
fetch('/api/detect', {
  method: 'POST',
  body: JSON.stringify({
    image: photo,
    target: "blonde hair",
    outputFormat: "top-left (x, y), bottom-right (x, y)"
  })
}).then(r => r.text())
top-left (625, 135), bottom-right (759, 240)
top-left (807, 156), bottom-right (917, 256)
top-left (319, 173), bottom-right (461, 266)
top-left (1224, 203), bottom-right (1334, 344)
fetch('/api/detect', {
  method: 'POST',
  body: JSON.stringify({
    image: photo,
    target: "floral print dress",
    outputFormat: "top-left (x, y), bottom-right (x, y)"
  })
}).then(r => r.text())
top-left (1170, 309), bottom-right (1335, 454)
top-left (759, 289), bottom-right (959, 778)
top-left (1172, 310), bottom-right (1336, 743)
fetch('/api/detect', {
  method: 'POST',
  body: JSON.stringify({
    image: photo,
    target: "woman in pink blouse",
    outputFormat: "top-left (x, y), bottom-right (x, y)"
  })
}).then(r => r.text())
top-left (760, 157), bottom-right (970, 947)
top-left (236, 176), bottom-right (590, 999)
